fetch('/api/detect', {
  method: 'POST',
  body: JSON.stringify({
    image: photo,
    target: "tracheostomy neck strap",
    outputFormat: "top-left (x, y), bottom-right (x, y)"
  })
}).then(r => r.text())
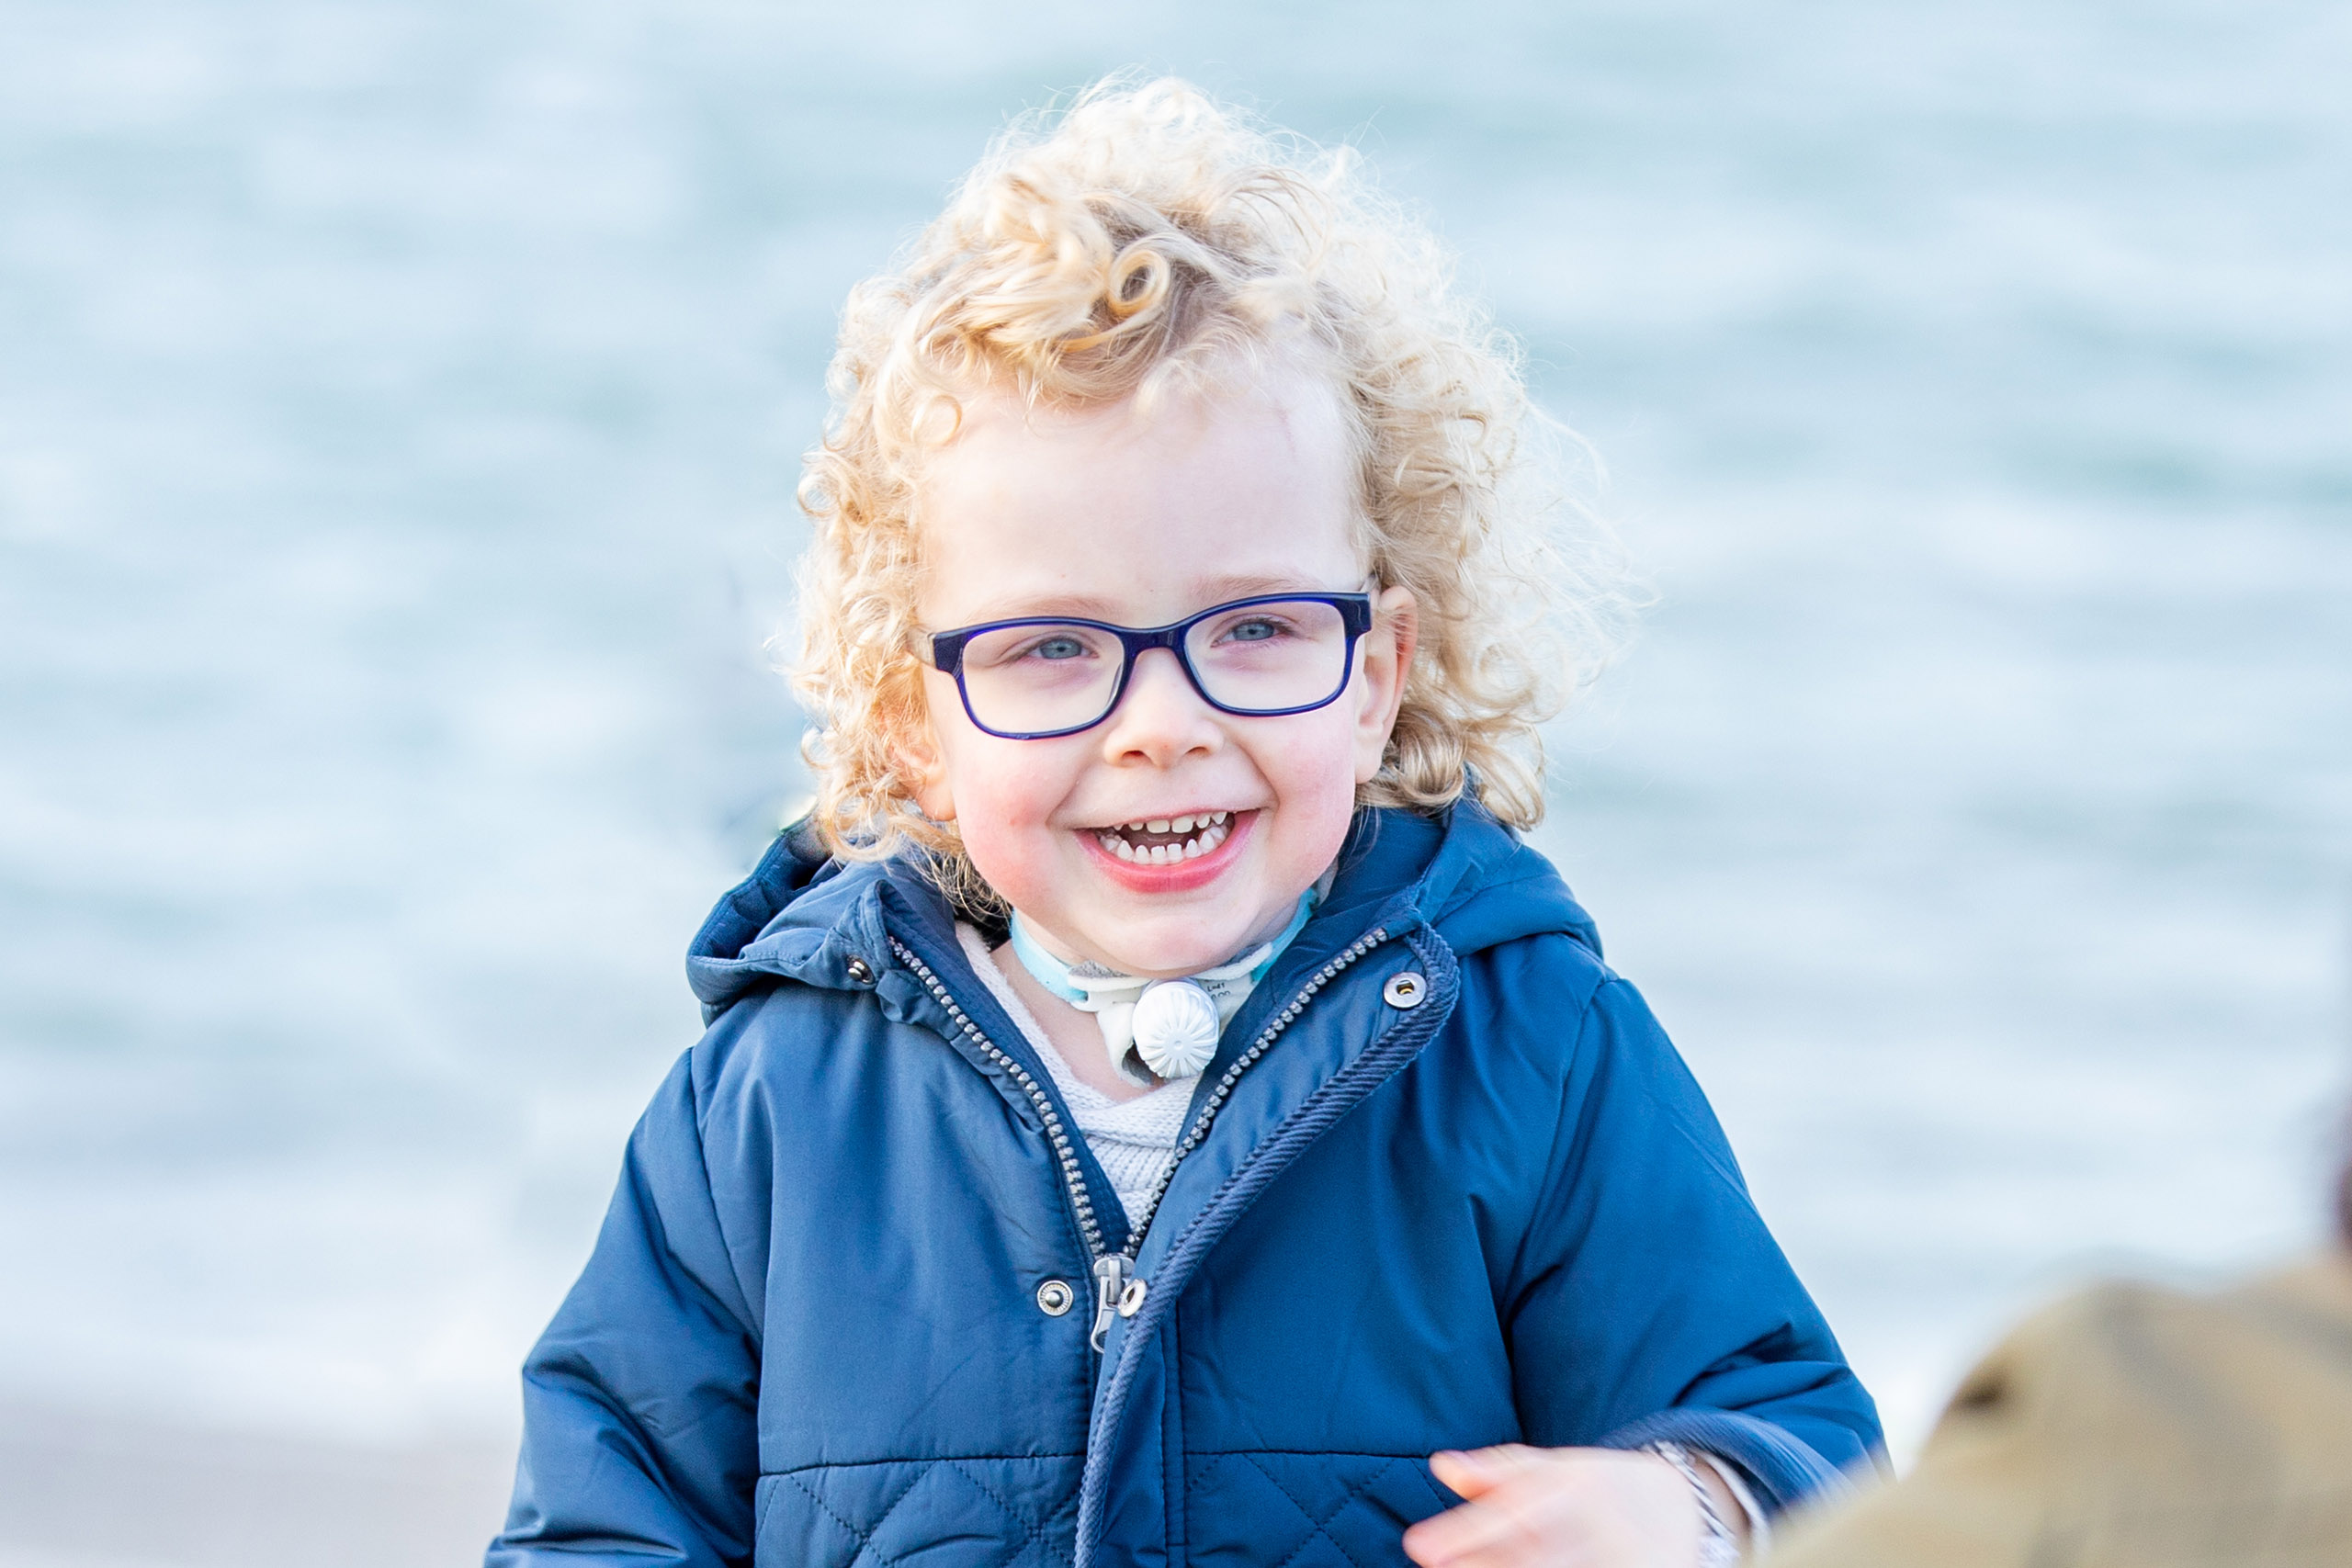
top-left (1008, 891), bottom-right (1317, 1088)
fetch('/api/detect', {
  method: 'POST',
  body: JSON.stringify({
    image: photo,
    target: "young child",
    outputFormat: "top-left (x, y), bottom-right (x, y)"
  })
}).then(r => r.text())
top-left (488, 79), bottom-right (1881, 1568)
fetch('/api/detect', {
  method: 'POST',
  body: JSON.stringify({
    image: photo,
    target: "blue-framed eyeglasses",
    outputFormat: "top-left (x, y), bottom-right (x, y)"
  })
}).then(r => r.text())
top-left (924, 592), bottom-right (1376, 740)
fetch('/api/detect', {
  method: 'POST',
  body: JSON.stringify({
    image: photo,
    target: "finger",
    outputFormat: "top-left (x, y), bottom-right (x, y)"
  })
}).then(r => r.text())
top-left (1403, 1481), bottom-right (1566, 1567)
top-left (1403, 1501), bottom-right (1533, 1568)
top-left (1430, 1443), bottom-right (1544, 1499)
top-left (1414, 1535), bottom-right (1594, 1568)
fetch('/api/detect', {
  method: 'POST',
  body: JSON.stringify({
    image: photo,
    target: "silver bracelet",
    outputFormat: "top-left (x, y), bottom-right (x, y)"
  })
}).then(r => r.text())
top-left (1644, 1440), bottom-right (1741, 1567)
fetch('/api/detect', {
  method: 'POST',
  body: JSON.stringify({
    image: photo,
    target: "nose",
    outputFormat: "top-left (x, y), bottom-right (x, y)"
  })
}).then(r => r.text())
top-left (1098, 648), bottom-right (1222, 767)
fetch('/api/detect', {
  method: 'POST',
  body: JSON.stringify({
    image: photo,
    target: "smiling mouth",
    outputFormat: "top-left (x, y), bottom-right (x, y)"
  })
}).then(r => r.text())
top-left (1091, 810), bottom-right (1236, 865)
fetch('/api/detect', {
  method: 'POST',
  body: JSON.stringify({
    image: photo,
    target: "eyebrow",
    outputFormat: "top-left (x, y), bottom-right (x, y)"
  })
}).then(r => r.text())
top-left (970, 572), bottom-right (1349, 624)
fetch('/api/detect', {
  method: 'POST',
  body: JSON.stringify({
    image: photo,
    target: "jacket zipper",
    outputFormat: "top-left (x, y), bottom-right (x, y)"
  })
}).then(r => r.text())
top-left (889, 935), bottom-right (1109, 1261)
top-left (1072, 926), bottom-right (1451, 1568)
top-left (888, 924), bottom-right (1391, 1352)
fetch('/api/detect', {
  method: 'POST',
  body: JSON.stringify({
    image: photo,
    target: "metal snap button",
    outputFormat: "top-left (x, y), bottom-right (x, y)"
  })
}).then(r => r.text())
top-left (1035, 1279), bottom-right (1075, 1316)
top-left (1382, 971), bottom-right (1427, 1009)
top-left (844, 956), bottom-right (875, 985)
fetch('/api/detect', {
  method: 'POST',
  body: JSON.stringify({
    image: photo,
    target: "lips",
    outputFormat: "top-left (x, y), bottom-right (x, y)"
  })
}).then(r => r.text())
top-left (1091, 810), bottom-right (1233, 865)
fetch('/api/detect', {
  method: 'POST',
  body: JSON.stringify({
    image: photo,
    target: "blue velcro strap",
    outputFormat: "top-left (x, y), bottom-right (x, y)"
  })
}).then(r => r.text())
top-left (1006, 914), bottom-right (1090, 1003)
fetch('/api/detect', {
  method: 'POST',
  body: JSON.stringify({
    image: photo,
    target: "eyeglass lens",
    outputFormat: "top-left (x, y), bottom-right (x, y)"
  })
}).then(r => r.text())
top-left (956, 598), bottom-right (1354, 735)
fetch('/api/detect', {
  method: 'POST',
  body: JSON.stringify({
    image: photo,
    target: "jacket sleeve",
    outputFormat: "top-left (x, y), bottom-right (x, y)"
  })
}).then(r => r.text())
top-left (487, 1050), bottom-right (763, 1567)
top-left (1497, 959), bottom-right (1883, 1514)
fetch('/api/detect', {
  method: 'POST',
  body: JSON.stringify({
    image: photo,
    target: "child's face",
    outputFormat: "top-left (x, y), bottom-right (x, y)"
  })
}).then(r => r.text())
top-left (904, 366), bottom-right (1417, 978)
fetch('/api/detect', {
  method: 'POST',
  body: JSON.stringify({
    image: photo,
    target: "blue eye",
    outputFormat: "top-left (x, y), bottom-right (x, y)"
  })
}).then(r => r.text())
top-left (1221, 617), bottom-right (1287, 644)
top-left (1028, 634), bottom-right (1090, 661)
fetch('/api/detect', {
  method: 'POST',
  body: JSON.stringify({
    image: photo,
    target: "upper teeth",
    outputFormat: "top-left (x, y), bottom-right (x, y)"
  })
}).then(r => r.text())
top-left (1117, 810), bottom-right (1227, 833)
top-left (1096, 811), bottom-right (1234, 864)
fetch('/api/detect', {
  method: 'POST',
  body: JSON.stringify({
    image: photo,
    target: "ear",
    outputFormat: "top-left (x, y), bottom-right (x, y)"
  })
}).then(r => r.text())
top-left (1351, 584), bottom-right (1419, 784)
top-left (895, 682), bottom-right (958, 823)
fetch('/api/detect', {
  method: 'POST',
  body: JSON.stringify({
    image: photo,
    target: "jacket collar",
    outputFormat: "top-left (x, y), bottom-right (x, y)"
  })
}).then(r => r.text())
top-left (684, 799), bottom-right (1601, 1024)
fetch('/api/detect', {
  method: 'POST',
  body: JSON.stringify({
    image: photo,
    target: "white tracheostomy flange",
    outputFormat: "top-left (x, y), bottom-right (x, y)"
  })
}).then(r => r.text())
top-left (1007, 889), bottom-right (1319, 1089)
top-left (1126, 979), bottom-right (1222, 1079)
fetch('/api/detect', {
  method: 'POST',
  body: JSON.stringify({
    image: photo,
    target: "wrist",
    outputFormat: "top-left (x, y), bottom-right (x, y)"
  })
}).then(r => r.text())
top-left (1643, 1440), bottom-right (1744, 1566)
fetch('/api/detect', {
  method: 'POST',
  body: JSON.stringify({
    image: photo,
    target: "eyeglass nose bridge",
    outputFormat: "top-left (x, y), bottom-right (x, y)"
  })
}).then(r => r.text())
top-left (1099, 626), bottom-right (1220, 729)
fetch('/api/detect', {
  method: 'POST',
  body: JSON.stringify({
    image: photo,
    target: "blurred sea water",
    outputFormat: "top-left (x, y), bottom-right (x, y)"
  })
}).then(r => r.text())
top-left (2, 0), bottom-right (2348, 1461)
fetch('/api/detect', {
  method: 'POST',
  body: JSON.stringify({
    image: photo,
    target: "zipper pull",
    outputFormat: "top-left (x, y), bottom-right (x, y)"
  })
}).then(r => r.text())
top-left (1090, 1253), bottom-right (1132, 1353)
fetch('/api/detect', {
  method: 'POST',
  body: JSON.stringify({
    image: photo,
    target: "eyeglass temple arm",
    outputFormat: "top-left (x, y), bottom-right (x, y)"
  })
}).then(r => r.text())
top-left (921, 628), bottom-right (965, 674)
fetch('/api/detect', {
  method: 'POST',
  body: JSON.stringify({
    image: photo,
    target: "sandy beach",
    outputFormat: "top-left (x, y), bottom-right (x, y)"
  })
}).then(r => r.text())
top-left (0, 1400), bottom-right (512, 1568)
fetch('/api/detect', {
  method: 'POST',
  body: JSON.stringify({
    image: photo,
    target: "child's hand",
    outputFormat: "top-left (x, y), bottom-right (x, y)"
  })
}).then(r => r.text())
top-left (1402, 1445), bottom-right (1712, 1568)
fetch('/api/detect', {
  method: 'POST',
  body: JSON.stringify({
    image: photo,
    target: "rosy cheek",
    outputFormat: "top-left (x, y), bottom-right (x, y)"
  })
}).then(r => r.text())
top-left (1259, 718), bottom-right (1362, 863)
top-left (1295, 716), bottom-right (1365, 803)
top-left (956, 817), bottom-right (1044, 910)
top-left (943, 747), bottom-right (1078, 902)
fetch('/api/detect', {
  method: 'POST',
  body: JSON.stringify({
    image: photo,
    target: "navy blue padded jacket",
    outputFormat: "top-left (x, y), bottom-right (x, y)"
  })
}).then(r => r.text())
top-left (489, 803), bottom-right (1882, 1568)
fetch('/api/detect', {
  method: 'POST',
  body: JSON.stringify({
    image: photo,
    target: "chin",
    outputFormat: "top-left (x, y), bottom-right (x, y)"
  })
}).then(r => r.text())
top-left (1110, 909), bottom-right (1270, 977)
top-left (1101, 932), bottom-right (1227, 977)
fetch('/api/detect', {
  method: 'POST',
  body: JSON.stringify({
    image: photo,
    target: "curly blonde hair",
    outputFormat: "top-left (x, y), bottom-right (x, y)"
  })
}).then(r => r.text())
top-left (793, 77), bottom-right (1625, 890)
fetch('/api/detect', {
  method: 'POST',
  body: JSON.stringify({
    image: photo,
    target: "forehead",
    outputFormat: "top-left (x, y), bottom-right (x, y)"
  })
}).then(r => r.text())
top-left (915, 365), bottom-right (1365, 627)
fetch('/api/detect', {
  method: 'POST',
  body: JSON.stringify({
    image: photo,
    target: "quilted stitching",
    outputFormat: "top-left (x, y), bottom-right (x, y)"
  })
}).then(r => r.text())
top-left (769, 1458), bottom-right (1082, 1568)
top-left (775, 1451), bottom-right (1430, 1567)
top-left (786, 1464), bottom-right (934, 1568)
top-left (1183, 1451), bottom-right (1448, 1568)
top-left (1245, 1452), bottom-right (1396, 1568)
top-left (943, 1460), bottom-right (1040, 1544)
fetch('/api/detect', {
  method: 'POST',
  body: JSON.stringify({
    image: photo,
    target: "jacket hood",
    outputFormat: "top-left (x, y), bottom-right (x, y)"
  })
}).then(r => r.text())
top-left (685, 803), bottom-right (1600, 1020)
